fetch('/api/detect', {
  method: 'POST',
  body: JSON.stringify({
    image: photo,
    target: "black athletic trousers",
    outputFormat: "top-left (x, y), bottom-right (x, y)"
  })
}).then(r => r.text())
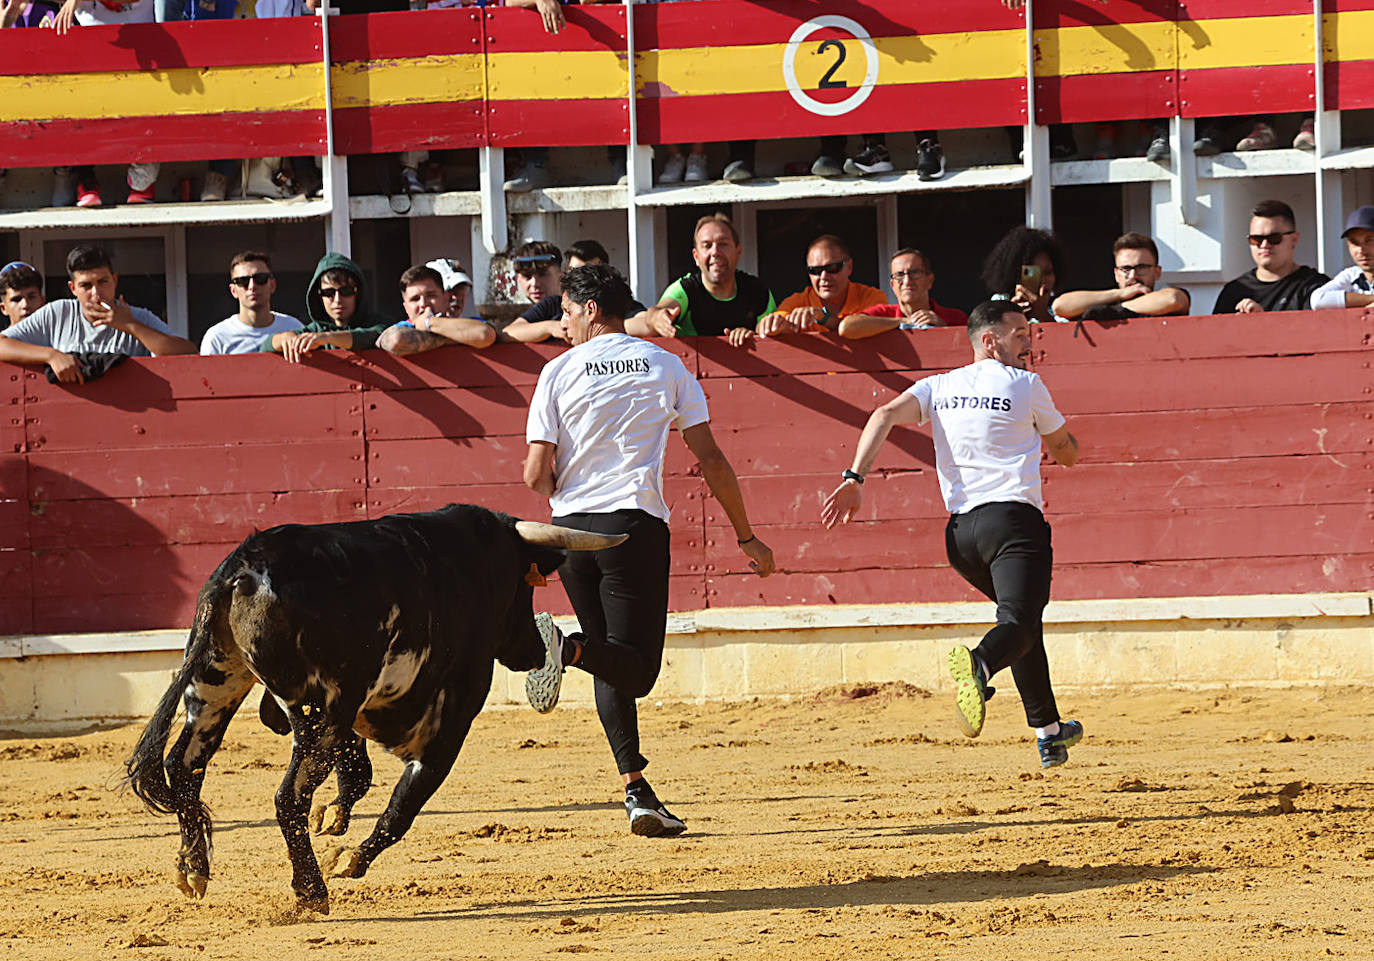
top-left (944, 501), bottom-right (1060, 729)
top-left (553, 508), bottom-right (670, 775)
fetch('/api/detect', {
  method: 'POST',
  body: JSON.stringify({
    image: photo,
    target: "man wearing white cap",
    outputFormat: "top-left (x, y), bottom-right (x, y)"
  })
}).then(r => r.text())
top-left (427, 258), bottom-right (476, 318)
top-left (377, 263), bottom-right (494, 356)
top-left (1311, 206), bottom-right (1374, 310)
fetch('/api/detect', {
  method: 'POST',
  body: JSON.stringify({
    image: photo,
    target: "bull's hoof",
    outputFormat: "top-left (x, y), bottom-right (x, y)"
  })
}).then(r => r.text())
top-left (294, 892), bottom-right (330, 916)
top-left (310, 801), bottom-right (350, 837)
top-left (175, 869), bottom-right (209, 899)
top-left (319, 843), bottom-right (368, 879)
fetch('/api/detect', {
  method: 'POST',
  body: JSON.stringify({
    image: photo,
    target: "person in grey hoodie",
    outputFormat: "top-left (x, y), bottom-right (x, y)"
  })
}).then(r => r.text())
top-left (263, 252), bottom-right (392, 363)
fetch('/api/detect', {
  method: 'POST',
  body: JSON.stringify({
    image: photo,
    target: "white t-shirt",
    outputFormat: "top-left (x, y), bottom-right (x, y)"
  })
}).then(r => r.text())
top-left (200, 312), bottom-right (302, 355)
top-left (526, 332), bottom-right (709, 522)
top-left (2, 298), bottom-right (171, 356)
top-left (905, 358), bottom-right (1066, 514)
top-left (75, 0), bottom-right (154, 26)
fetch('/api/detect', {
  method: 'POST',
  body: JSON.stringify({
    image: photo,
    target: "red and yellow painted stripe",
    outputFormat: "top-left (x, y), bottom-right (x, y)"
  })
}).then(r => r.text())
top-left (0, 0), bottom-right (1371, 166)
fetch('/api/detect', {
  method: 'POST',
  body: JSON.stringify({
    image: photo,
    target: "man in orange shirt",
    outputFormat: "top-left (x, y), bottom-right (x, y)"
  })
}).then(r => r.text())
top-left (758, 235), bottom-right (888, 338)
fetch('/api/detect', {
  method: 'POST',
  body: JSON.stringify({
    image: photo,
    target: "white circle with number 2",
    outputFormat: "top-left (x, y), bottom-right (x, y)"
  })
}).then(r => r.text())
top-left (782, 15), bottom-right (880, 117)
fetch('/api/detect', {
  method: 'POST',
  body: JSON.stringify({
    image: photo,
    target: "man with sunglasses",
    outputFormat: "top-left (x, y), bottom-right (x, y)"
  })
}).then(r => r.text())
top-left (759, 234), bottom-right (887, 338)
top-left (200, 251), bottom-right (301, 355)
top-left (1051, 233), bottom-right (1190, 321)
top-left (0, 261), bottom-right (46, 328)
top-left (839, 248), bottom-right (968, 337)
top-left (263, 252), bottom-right (392, 363)
top-left (1213, 200), bottom-right (1328, 315)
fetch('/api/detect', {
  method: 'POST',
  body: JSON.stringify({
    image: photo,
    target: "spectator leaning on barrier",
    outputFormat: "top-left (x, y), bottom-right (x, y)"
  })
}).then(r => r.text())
top-left (759, 234), bottom-right (886, 339)
top-left (200, 251), bottom-right (302, 355)
top-left (1052, 233), bottom-right (1190, 321)
top-left (627, 213), bottom-right (776, 347)
top-left (50, 0), bottom-right (160, 206)
top-left (1, 261), bottom-right (46, 328)
top-left (1310, 206), bottom-right (1374, 310)
top-left (981, 226), bottom-right (1068, 324)
top-left (838, 248), bottom-right (968, 338)
top-left (0, 245), bottom-right (195, 383)
top-left (1212, 200), bottom-right (1328, 314)
top-left (503, 239), bottom-right (644, 343)
top-left (263, 252), bottom-right (391, 363)
top-left (426, 258), bottom-right (475, 317)
top-left (376, 264), bottom-right (496, 355)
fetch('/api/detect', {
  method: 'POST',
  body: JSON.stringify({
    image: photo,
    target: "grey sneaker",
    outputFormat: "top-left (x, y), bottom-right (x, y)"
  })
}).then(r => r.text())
top-left (811, 154), bottom-right (844, 177)
top-left (504, 163), bottom-right (550, 193)
top-left (625, 780), bottom-right (686, 837)
top-left (947, 645), bottom-right (990, 738)
top-left (722, 160), bottom-right (753, 182)
top-left (525, 612), bottom-right (564, 714)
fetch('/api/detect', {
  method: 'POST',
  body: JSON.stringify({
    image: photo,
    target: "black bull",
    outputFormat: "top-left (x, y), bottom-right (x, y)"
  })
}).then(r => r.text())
top-left (125, 504), bottom-right (624, 912)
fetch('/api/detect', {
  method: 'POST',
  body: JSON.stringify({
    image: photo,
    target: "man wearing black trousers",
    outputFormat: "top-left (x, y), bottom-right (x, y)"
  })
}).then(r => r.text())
top-left (821, 300), bottom-right (1084, 769)
top-left (522, 264), bottom-right (775, 835)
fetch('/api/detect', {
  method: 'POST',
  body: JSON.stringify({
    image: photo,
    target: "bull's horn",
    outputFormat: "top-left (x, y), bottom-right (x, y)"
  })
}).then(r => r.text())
top-left (516, 521), bottom-right (629, 551)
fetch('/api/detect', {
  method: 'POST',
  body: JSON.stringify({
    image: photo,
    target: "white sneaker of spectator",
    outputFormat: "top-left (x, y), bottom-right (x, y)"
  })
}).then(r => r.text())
top-left (126, 162), bottom-right (159, 204)
top-left (244, 158), bottom-right (297, 199)
top-left (201, 170), bottom-right (229, 202)
top-left (684, 152), bottom-right (708, 182)
top-left (659, 152), bottom-right (685, 184)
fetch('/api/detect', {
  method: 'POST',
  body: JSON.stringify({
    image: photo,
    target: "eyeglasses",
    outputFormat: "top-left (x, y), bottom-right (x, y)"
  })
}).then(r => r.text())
top-left (319, 285), bottom-right (358, 299)
top-left (1113, 263), bottom-right (1158, 275)
top-left (807, 260), bottom-right (847, 277)
top-left (1248, 231), bottom-right (1296, 247)
top-left (890, 269), bottom-right (929, 281)
top-left (230, 272), bottom-right (273, 288)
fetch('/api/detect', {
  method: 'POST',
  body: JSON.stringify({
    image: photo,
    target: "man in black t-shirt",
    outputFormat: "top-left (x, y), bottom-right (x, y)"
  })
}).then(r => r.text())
top-left (627, 213), bottom-right (777, 348)
top-left (1052, 232), bottom-right (1190, 321)
top-left (1212, 199), bottom-right (1328, 315)
top-left (502, 239), bottom-right (643, 343)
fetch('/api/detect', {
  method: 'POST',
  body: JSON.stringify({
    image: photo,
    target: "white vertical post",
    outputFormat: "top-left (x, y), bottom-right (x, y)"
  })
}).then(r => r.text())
top-left (733, 202), bottom-right (758, 277)
top-left (1170, 115), bottom-right (1198, 225)
top-left (478, 147), bottom-right (508, 255)
top-left (469, 216), bottom-right (493, 307)
top-left (623, 0), bottom-right (652, 301)
top-left (1023, 0), bottom-right (1051, 228)
top-left (1312, 0), bottom-right (1344, 274)
top-left (164, 225), bottom-right (189, 336)
top-left (876, 195), bottom-right (899, 263)
top-left (318, 5), bottom-right (350, 256)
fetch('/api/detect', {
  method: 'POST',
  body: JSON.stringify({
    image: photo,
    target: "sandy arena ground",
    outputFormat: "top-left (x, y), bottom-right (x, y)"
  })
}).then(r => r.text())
top-left (0, 683), bottom-right (1370, 960)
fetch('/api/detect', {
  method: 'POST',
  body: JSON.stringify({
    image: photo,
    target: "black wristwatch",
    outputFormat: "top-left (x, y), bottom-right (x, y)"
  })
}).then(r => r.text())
top-left (842, 469), bottom-right (865, 485)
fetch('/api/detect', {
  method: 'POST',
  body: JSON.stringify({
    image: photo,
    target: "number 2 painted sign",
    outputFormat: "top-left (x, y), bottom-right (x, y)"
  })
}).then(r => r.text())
top-left (782, 15), bottom-right (880, 117)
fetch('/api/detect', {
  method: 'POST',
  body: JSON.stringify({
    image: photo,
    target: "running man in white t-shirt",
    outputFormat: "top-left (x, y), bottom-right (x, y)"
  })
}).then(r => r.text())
top-left (821, 301), bottom-right (1085, 769)
top-left (523, 264), bottom-right (775, 837)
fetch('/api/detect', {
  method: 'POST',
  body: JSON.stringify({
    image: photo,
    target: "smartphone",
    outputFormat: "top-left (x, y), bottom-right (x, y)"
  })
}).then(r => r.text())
top-left (1019, 264), bottom-right (1042, 290)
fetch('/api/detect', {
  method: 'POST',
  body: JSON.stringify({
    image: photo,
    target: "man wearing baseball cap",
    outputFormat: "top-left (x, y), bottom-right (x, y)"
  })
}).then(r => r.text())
top-left (1310, 206), bottom-right (1374, 309)
top-left (427, 258), bottom-right (475, 318)
top-left (376, 263), bottom-right (494, 356)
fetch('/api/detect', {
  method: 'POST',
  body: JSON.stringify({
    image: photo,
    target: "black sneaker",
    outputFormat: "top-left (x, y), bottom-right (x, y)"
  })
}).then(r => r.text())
top-left (1145, 127), bottom-right (1170, 163)
top-left (1193, 126), bottom-right (1223, 156)
top-left (1037, 719), bottom-right (1084, 769)
top-left (524, 612), bottom-right (564, 714)
top-left (915, 139), bottom-right (946, 181)
top-left (843, 142), bottom-right (894, 176)
top-left (624, 780), bottom-right (686, 837)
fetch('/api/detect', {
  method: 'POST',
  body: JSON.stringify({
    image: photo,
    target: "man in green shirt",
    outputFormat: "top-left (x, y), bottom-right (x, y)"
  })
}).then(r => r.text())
top-left (627, 213), bottom-right (776, 348)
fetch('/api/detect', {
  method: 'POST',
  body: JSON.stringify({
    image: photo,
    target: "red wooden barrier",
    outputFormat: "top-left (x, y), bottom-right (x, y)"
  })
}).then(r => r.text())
top-left (1, 310), bottom-right (1370, 635)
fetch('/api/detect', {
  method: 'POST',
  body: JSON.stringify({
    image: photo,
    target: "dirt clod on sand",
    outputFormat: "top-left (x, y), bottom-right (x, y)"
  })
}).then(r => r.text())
top-left (0, 686), bottom-right (1370, 959)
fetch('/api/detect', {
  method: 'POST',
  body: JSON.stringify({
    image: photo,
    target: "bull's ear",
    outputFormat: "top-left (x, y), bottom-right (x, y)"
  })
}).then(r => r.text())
top-left (531, 545), bottom-right (565, 577)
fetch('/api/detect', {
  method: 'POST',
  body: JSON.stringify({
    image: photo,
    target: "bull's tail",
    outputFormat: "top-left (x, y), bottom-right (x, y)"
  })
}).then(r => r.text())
top-left (123, 572), bottom-right (241, 818)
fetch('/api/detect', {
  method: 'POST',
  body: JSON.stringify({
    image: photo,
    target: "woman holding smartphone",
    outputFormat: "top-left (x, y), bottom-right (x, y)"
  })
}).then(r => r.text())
top-left (980, 226), bottom-right (1069, 324)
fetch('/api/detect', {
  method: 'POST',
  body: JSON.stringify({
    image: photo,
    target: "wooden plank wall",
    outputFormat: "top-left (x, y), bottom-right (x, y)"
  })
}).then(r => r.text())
top-left (1, 311), bottom-right (1370, 636)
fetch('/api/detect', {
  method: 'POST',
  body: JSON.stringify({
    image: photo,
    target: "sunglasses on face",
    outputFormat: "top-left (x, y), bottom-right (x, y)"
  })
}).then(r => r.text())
top-left (230, 272), bottom-right (273, 288)
top-left (1248, 231), bottom-right (1295, 247)
top-left (2, 261), bottom-right (35, 273)
top-left (807, 260), bottom-right (847, 277)
top-left (319, 285), bottom-right (358, 299)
